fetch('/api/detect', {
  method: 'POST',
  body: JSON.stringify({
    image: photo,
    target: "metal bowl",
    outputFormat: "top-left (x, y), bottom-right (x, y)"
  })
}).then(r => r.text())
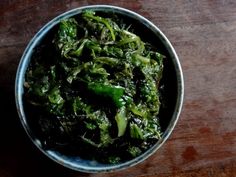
top-left (15, 5), bottom-right (184, 173)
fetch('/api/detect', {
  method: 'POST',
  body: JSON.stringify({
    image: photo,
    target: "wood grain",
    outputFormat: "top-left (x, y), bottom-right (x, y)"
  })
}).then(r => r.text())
top-left (0, 0), bottom-right (235, 176)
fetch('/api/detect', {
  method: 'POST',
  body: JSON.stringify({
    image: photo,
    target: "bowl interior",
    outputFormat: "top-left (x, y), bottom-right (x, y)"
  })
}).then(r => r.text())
top-left (15, 5), bottom-right (183, 172)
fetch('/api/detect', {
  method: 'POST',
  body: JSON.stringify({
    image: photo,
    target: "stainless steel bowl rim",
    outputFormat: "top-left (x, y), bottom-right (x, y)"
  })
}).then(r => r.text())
top-left (15, 5), bottom-right (184, 173)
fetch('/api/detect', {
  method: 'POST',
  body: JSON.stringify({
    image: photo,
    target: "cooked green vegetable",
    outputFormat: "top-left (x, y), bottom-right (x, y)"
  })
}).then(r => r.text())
top-left (24, 10), bottom-right (164, 164)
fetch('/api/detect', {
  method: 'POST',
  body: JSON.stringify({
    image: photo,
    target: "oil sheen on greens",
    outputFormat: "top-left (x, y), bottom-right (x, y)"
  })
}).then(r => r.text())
top-left (24, 10), bottom-right (164, 164)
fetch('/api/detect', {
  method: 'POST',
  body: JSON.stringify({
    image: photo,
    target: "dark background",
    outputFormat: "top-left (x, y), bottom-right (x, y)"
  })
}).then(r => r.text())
top-left (0, 1), bottom-right (235, 177)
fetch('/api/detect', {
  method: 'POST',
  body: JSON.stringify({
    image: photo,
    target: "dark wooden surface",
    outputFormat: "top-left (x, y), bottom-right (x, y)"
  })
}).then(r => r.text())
top-left (0, 0), bottom-right (236, 177)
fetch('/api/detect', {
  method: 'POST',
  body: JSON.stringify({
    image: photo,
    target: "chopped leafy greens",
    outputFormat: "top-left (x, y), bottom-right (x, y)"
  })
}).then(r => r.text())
top-left (24, 10), bottom-right (164, 164)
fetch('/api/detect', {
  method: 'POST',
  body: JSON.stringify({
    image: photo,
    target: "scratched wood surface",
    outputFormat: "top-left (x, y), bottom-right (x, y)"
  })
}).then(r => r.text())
top-left (0, 0), bottom-right (236, 177)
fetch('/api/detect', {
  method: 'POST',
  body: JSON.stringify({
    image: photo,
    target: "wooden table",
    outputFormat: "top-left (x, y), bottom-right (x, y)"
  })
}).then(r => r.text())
top-left (0, 1), bottom-right (235, 176)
